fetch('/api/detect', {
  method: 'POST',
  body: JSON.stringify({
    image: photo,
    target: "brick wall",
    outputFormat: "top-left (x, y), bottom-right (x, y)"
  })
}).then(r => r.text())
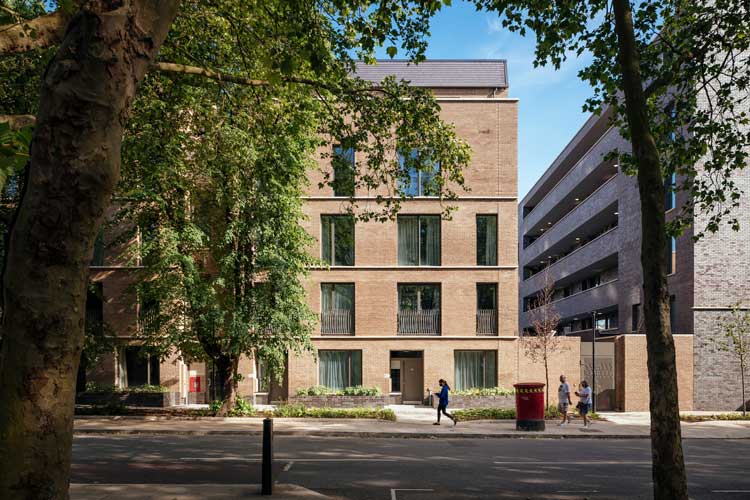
top-left (287, 395), bottom-right (388, 408)
top-left (615, 334), bottom-right (693, 411)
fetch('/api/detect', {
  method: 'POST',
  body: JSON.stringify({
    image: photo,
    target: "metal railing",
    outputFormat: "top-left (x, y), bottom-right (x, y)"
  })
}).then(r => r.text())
top-left (476, 309), bottom-right (498, 335)
top-left (320, 309), bottom-right (354, 335)
top-left (397, 309), bottom-right (441, 335)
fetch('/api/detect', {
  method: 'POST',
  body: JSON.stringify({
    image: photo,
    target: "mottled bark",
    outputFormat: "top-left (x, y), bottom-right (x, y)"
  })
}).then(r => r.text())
top-left (216, 354), bottom-right (239, 416)
top-left (0, 2), bottom-right (178, 498)
top-left (612, 1), bottom-right (688, 499)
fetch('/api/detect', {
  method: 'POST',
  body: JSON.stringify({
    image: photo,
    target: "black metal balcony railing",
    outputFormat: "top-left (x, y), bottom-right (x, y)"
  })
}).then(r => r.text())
top-left (397, 309), bottom-right (441, 335)
top-left (320, 309), bottom-right (354, 335)
top-left (476, 309), bottom-right (498, 335)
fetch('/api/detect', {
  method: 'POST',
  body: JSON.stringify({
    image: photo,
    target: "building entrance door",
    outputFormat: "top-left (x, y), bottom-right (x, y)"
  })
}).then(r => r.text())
top-left (391, 351), bottom-right (424, 404)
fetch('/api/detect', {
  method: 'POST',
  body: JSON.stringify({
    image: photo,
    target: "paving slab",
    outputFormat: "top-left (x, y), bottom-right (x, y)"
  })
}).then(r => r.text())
top-left (73, 415), bottom-right (750, 439)
top-left (70, 483), bottom-right (343, 500)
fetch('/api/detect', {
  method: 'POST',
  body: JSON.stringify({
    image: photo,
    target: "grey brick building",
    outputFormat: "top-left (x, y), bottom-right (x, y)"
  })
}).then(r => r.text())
top-left (519, 105), bottom-right (749, 411)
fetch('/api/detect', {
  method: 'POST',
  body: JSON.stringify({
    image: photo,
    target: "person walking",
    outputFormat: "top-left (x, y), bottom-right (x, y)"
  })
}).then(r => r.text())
top-left (434, 379), bottom-right (457, 426)
top-left (576, 380), bottom-right (593, 428)
top-left (557, 374), bottom-right (572, 426)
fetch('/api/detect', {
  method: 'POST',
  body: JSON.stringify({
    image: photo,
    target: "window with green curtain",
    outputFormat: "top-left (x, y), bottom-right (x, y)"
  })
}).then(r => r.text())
top-left (91, 229), bottom-right (105, 266)
top-left (321, 215), bottom-right (354, 266)
top-left (454, 350), bottom-right (497, 390)
top-left (319, 350), bottom-right (362, 390)
top-left (477, 283), bottom-right (497, 310)
top-left (321, 283), bottom-right (354, 311)
top-left (398, 284), bottom-right (440, 311)
top-left (332, 145), bottom-right (355, 197)
top-left (476, 215), bottom-right (498, 266)
top-left (398, 215), bottom-right (440, 266)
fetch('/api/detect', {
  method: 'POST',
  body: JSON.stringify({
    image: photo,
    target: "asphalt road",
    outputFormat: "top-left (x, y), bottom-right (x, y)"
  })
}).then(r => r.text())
top-left (72, 435), bottom-right (750, 500)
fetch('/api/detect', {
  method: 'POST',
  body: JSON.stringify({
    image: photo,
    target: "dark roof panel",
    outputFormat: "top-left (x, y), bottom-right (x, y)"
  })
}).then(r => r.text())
top-left (354, 60), bottom-right (508, 88)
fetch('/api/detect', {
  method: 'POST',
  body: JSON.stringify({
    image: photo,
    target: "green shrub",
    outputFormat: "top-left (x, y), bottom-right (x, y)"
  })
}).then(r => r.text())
top-left (453, 387), bottom-right (515, 396)
top-left (208, 398), bottom-right (257, 416)
top-left (272, 404), bottom-right (395, 421)
top-left (451, 406), bottom-right (599, 421)
top-left (681, 413), bottom-right (750, 422)
top-left (295, 385), bottom-right (382, 396)
top-left (341, 385), bottom-right (382, 396)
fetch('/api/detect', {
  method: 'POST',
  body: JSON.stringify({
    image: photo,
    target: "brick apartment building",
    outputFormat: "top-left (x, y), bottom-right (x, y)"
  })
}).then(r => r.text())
top-left (518, 104), bottom-right (750, 411)
top-left (80, 60), bottom-right (581, 406)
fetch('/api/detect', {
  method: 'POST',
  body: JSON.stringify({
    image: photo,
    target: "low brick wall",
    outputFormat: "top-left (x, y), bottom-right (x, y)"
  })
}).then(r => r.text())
top-left (288, 395), bottom-right (388, 408)
top-left (76, 391), bottom-right (179, 407)
top-left (432, 395), bottom-right (515, 409)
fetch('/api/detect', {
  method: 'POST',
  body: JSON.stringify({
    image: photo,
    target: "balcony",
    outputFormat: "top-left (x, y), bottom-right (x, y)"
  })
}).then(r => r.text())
top-left (521, 279), bottom-right (619, 330)
top-left (397, 309), bottom-right (441, 336)
top-left (476, 309), bottom-right (498, 336)
top-left (320, 309), bottom-right (354, 335)
top-left (522, 177), bottom-right (619, 263)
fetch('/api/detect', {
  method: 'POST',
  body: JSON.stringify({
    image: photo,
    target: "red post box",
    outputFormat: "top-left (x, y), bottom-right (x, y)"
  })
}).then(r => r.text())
top-left (514, 382), bottom-right (546, 431)
top-left (189, 375), bottom-right (201, 393)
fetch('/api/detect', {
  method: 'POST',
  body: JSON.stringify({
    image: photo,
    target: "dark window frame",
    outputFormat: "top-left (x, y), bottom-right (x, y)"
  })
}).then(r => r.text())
top-left (321, 214), bottom-right (355, 266)
top-left (397, 214), bottom-right (441, 266)
top-left (476, 214), bottom-right (498, 266)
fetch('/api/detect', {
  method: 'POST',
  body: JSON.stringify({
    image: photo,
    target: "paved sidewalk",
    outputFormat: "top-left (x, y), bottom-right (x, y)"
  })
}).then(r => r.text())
top-left (70, 483), bottom-right (342, 499)
top-left (73, 415), bottom-right (750, 439)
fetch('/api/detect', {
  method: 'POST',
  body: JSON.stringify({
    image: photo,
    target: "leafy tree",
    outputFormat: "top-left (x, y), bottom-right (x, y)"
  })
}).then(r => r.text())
top-left (119, 74), bottom-right (320, 415)
top-left (714, 303), bottom-right (750, 415)
top-left (474, 0), bottom-right (749, 498)
top-left (521, 269), bottom-right (563, 410)
top-left (0, 1), bottom-right (467, 496)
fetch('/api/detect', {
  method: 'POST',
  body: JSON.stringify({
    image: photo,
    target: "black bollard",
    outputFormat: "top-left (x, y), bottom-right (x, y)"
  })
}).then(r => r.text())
top-left (261, 418), bottom-right (273, 495)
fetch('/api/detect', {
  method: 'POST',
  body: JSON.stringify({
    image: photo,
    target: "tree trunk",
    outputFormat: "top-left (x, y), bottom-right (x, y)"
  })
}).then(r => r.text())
top-left (611, 1), bottom-right (688, 499)
top-left (216, 354), bottom-right (239, 416)
top-left (0, 3), bottom-right (178, 499)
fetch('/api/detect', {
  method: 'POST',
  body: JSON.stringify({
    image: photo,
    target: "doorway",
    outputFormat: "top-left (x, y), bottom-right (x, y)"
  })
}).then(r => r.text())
top-left (391, 351), bottom-right (424, 404)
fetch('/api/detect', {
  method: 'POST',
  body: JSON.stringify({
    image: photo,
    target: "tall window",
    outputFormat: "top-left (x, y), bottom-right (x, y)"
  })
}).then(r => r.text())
top-left (476, 283), bottom-right (498, 335)
top-left (319, 350), bottom-right (362, 390)
top-left (454, 350), bottom-right (497, 390)
top-left (321, 215), bottom-right (354, 266)
top-left (398, 215), bottom-right (440, 266)
top-left (332, 145), bottom-right (355, 197)
top-left (666, 236), bottom-right (676, 274)
top-left (476, 215), bottom-right (498, 266)
top-left (669, 295), bottom-right (676, 334)
top-left (664, 172), bottom-right (676, 211)
top-left (256, 359), bottom-right (270, 393)
top-left (91, 230), bottom-right (105, 266)
top-left (117, 346), bottom-right (160, 388)
top-left (321, 283), bottom-right (354, 334)
top-left (398, 149), bottom-right (440, 196)
top-left (632, 303), bottom-right (641, 332)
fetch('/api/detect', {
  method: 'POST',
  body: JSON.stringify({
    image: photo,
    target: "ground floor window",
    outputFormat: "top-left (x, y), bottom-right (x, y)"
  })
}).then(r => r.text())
top-left (454, 350), bottom-right (497, 391)
top-left (256, 358), bottom-right (270, 393)
top-left (319, 350), bottom-right (362, 390)
top-left (117, 346), bottom-right (160, 388)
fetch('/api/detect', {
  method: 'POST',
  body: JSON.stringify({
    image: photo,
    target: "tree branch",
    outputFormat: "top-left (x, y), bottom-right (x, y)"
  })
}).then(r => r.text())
top-left (0, 11), bottom-right (67, 55)
top-left (151, 62), bottom-right (269, 86)
top-left (0, 114), bottom-right (36, 129)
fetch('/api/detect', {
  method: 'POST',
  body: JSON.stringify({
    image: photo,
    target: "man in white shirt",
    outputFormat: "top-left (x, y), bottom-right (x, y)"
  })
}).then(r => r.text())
top-left (557, 374), bottom-right (572, 426)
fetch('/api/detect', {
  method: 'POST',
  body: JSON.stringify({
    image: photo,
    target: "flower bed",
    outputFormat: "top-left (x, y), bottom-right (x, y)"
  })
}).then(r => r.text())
top-left (435, 394), bottom-right (516, 409)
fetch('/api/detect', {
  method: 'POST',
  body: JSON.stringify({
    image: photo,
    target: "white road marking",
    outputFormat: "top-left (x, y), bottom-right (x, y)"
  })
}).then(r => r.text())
top-left (557, 491), bottom-right (600, 494)
top-left (390, 489), bottom-right (434, 500)
top-left (282, 461), bottom-right (294, 472)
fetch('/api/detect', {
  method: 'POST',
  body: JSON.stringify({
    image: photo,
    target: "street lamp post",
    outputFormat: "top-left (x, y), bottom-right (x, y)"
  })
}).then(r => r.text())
top-left (591, 310), bottom-right (598, 413)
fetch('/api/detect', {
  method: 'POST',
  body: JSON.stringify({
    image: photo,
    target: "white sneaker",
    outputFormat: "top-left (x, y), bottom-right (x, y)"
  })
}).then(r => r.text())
top-left (558, 422), bottom-right (568, 427)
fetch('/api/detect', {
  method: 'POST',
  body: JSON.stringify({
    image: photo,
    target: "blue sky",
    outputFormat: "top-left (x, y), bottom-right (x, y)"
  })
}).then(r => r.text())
top-left (384, 1), bottom-right (596, 199)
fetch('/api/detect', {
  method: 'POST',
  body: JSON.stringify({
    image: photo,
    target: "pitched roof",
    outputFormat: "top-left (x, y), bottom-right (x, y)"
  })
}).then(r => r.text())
top-left (354, 60), bottom-right (508, 88)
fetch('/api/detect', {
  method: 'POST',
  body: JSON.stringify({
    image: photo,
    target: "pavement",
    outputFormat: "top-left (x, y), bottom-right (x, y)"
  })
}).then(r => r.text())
top-left (73, 409), bottom-right (750, 439)
top-left (71, 483), bottom-right (339, 499)
top-left (71, 434), bottom-right (750, 499)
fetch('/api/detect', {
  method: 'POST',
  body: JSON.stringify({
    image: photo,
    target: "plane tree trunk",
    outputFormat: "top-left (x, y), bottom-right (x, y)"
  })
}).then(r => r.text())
top-left (611, 1), bottom-right (688, 499)
top-left (0, 2), bottom-right (178, 498)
